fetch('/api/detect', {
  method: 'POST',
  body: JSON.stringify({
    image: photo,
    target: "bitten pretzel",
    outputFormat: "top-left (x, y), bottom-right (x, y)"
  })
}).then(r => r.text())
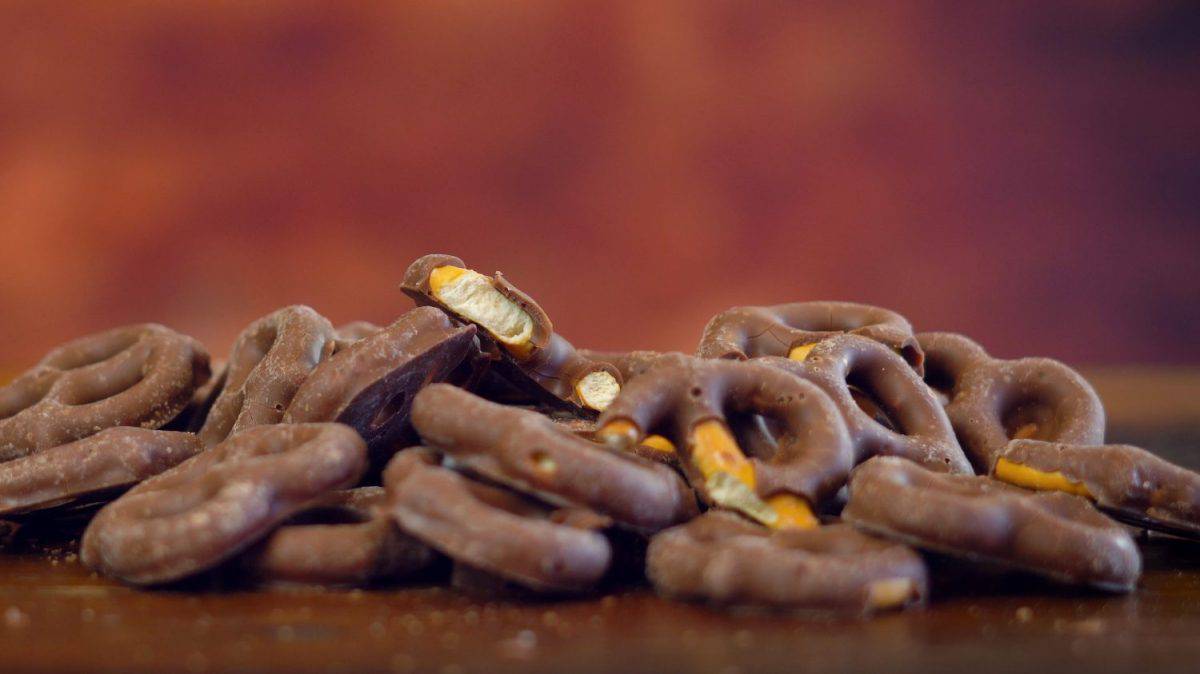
top-left (383, 448), bottom-right (612, 593)
top-left (0, 428), bottom-right (202, 516)
top-left (760, 335), bottom-right (972, 474)
top-left (284, 307), bottom-right (479, 462)
top-left (81, 423), bottom-right (367, 585)
top-left (647, 511), bottom-right (927, 615)
top-left (596, 356), bottom-right (854, 529)
top-left (697, 301), bottom-right (924, 373)
top-left (843, 456), bottom-right (1141, 592)
top-left (240, 487), bottom-right (436, 587)
top-left (401, 253), bottom-right (621, 413)
top-left (198, 306), bottom-right (336, 447)
top-left (995, 439), bottom-right (1200, 539)
top-left (0, 324), bottom-right (210, 462)
top-left (410, 384), bottom-right (697, 532)
top-left (917, 332), bottom-right (1105, 472)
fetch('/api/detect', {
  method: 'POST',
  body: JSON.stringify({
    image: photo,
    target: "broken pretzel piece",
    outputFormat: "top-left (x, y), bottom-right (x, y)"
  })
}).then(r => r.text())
top-left (401, 253), bottom-right (621, 413)
top-left (918, 332), bottom-right (1105, 472)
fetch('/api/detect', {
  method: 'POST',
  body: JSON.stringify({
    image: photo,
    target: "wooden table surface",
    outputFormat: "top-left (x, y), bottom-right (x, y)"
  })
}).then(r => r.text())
top-left (2, 368), bottom-right (1198, 674)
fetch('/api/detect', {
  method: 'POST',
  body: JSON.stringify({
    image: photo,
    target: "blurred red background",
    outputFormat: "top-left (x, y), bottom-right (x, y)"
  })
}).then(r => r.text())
top-left (1, 1), bottom-right (1197, 369)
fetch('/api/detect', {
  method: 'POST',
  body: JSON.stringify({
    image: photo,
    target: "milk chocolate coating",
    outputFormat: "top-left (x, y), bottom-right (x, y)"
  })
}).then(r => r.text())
top-left (999, 439), bottom-right (1200, 538)
top-left (82, 423), bottom-right (367, 585)
top-left (647, 511), bottom-right (928, 615)
top-left (240, 487), bottom-right (436, 587)
top-left (401, 253), bottom-right (620, 412)
top-left (0, 324), bottom-right (210, 462)
top-left (285, 307), bottom-right (479, 460)
top-left (597, 355), bottom-right (854, 507)
top-left (411, 384), bottom-right (697, 532)
top-left (198, 306), bottom-right (335, 447)
top-left (0, 428), bottom-right (202, 516)
top-left (698, 302), bottom-right (924, 373)
top-left (844, 456), bottom-right (1141, 592)
top-left (383, 448), bottom-right (612, 593)
top-left (332, 321), bottom-right (383, 353)
top-left (760, 335), bottom-right (972, 474)
top-left (918, 332), bottom-right (1105, 472)
top-left (576, 349), bottom-right (677, 383)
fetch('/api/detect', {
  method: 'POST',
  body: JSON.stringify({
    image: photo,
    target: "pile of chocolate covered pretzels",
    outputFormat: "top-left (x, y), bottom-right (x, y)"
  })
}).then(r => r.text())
top-left (0, 252), bottom-right (1195, 616)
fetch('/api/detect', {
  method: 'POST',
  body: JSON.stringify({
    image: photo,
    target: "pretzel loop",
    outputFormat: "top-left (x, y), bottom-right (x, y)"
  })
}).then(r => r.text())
top-left (760, 335), bottom-right (971, 474)
top-left (596, 356), bottom-right (853, 529)
top-left (0, 324), bottom-right (210, 462)
top-left (917, 332), bottom-right (1105, 472)
top-left (698, 301), bottom-right (924, 373)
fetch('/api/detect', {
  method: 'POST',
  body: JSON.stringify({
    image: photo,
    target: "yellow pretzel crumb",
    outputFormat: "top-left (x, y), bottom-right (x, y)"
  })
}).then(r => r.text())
top-left (764, 493), bottom-right (819, 530)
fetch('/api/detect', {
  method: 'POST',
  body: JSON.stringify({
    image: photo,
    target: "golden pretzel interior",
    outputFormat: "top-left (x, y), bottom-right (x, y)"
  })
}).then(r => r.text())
top-left (428, 265), bottom-right (536, 358)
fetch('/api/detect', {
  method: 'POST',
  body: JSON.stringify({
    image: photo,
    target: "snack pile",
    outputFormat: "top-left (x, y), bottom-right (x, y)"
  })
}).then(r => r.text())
top-left (1, 252), bottom-right (1196, 616)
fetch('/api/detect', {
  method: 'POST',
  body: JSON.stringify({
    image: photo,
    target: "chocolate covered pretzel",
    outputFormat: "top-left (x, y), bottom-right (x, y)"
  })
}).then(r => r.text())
top-left (844, 456), bottom-right (1141, 591)
top-left (596, 356), bottom-right (854, 529)
top-left (576, 349), bottom-right (676, 383)
top-left (197, 306), bottom-right (336, 447)
top-left (918, 332), bottom-right (1105, 472)
top-left (284, 307), bottom-right (479, 461)
top-left (647, 511), bottom-right (927, 615)
top-left (0, 428), bottom-right (202, 516)
top-left (82, 423), bottom-right (367, 585)
top-left (383, 448), bottom-right (612, 593)
top-left (760, 335), bottom-right (972, 474)
top-left (0, 324), bottom-right (210, 462)
top-left (240, 487), bottom-right (436, 587)
top-left (698, 302), bottom-right (924, 373)
top-left (401, 254), bottom-right (621, 413)
top-left (332, 320), bottom-right (382, 353)
top-left (995, 439), bottom-right (1200, 539)
top-left (410, 384), bottom-right (697, 532)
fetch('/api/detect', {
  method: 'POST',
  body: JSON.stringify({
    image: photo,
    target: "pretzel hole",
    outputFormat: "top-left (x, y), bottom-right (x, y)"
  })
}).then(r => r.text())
top-left (368, 390), bottom-right (409, 431)
top-left (1001, 398), bottom-right (1058, 441)
top-left (921, 358), bottom-right (957, 401)
top-left (845, 368), bottom-right (903, 432)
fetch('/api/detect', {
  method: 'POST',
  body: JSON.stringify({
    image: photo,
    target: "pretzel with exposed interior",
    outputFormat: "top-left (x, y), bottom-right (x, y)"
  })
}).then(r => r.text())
top-left (401, 253), bottom-right (621, 413)
top-left (698, 301), bottom-right (924, 373)
top-left (917, 332), bottom-right (1104, 472)
top-left (596, 355), bottom-right (854, 529)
